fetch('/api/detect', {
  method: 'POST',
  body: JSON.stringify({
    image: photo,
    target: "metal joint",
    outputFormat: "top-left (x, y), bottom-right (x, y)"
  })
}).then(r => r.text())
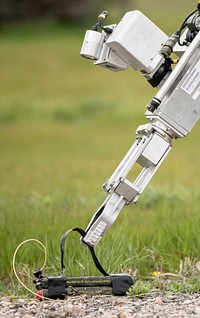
top-left (114, 179), bottom-right (139, 203)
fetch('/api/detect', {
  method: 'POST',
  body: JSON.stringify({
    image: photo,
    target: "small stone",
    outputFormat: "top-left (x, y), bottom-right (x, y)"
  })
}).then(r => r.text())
top-left (0, 301), bottom-right (11, 308)
top-left (192, 306), bottom-right (200, 315)
top-left (155, 297), bottom-right (164, 305)
top-left (0, 296), bottom-right (13, 302)
top-left (118, 312), bottom-right (128, 318)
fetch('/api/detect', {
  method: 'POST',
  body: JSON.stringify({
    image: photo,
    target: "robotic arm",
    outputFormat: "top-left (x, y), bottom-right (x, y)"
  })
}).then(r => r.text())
top-left (80, 4), bottom-right (200, 248)
top-left (32, 4), bottom-right (200, 299)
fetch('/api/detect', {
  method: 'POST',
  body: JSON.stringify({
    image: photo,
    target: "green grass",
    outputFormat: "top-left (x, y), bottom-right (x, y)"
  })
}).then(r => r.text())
top-left (1, 1), bottom-right (200, 296)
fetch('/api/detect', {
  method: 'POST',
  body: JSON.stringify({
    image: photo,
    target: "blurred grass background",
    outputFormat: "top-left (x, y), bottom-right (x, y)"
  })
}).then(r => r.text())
top-left (1, 0), bottom-right (200, 295)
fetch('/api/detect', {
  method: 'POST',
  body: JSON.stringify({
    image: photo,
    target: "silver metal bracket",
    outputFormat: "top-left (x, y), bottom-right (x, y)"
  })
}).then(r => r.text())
top-left (114, 179), bottom-right (139, 204)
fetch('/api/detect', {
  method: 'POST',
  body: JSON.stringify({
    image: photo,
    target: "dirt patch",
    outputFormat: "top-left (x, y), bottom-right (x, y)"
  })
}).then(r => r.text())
top-left (1, 293), bottom-right (200, 317)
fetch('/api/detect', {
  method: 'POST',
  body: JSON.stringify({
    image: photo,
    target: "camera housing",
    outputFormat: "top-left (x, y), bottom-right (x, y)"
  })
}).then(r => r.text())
top-left (80, 30), bottom-right (105, 60)
top-left (80, 10), bottom-right (169, 76)
top-left (80, 25), bottom-right (128, 71)
top-left (106, 10), bottom-right (168, 73)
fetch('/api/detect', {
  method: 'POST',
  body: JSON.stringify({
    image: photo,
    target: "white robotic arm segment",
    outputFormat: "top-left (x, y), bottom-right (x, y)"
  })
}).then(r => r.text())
top-left (80, 5), bottom-right (200, 248)
top-left (82, 129), bottom-right (172, 247)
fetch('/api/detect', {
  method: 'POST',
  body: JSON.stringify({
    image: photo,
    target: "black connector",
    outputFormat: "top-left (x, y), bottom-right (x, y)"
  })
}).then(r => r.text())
top-left (34, 268), bottom-right (43, 279)
top-left (198, 1), bottom-right (200, 13)
top-left (147, 97), bottom-right (161, 113)
top-left (148, 58), bottom-right (172, 88)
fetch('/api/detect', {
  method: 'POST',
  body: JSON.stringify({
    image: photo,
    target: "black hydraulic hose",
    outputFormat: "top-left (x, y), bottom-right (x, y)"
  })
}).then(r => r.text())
top-left (176, 8), bottom-right (198, 46)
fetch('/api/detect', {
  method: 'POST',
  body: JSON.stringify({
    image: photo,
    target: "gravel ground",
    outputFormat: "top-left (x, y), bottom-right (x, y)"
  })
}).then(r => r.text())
top-left (1, 293), bottom-right (200, 318)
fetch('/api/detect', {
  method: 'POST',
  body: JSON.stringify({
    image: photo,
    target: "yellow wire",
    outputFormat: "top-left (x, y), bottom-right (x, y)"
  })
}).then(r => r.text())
top-left (12, 238), bottom-right (54, 301)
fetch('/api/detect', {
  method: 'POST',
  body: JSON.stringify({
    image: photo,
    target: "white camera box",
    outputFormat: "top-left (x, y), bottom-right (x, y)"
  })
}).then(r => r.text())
top-left (106, 11), bottom-right (168, 73)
